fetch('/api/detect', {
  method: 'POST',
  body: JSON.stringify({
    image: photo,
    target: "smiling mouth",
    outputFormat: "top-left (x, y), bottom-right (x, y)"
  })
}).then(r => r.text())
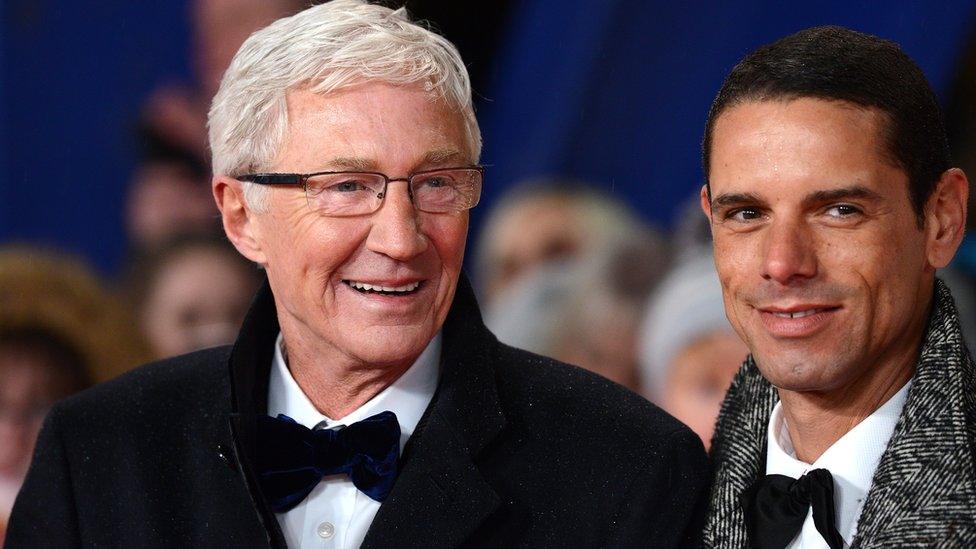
top-left (343, 280), bottom-right (423, 296)
top-left (757, 305), bottom-right (842, 338)
top-left (767, 307), bottom-right (838, 319)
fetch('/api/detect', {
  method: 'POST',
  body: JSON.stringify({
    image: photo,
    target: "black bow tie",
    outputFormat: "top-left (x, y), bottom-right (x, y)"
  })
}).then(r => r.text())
top-left (741, 468), bottom-right (845, 549)
top-left (254, 411), bottom-right (401, 512)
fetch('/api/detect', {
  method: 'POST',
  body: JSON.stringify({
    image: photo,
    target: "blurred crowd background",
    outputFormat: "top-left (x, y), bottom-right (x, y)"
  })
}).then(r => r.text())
top-left (4, 0), bottom-right (976, 538)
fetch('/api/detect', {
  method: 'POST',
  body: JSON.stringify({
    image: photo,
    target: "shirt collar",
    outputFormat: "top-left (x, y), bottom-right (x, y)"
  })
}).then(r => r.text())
top-left (765, 379), bottom-right (912, 544)
top-left (267, 332), bottom-right (440, 452)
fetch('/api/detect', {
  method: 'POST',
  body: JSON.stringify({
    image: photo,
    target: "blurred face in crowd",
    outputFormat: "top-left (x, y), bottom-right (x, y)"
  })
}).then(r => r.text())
top-left (559, 302), bottom-right (643, 391)
top-left (126, 161), bottom-right (217, 247)
top-left (0, 359), bottom-right (49, 482)
top-left (702, 98), bottom-right (965, 394)
top-left (194, 0), bottom-right (302, 98)
top-left (661, 331), bottom-right (746, 449)
top-left (484, 196), bottom-right (584, 303)
top-left (222, 83), bottom-right (471, 368)
top-left (0, 344), bottom-right (81, 482)
top-left (142, 246), bottom-right (258, 358)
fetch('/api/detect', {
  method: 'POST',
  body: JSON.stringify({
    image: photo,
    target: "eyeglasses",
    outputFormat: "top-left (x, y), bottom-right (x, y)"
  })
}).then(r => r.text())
top-left (236, 166), bottom-right (484, 217)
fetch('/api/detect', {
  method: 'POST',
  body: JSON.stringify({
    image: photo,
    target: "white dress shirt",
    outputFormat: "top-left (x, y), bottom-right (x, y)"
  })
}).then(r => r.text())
top-left (765, 380), bottom-right (911, 548)
top-left (267, 333), bottom-right (440, 549)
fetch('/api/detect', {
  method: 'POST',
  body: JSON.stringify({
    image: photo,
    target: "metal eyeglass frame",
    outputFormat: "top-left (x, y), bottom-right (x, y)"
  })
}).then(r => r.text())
top-left (236, 166), bottom-right (485, 215)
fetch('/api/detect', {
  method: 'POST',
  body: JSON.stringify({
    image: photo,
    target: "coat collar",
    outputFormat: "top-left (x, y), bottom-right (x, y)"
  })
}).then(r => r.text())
top-left (703, 279), bottom-right (976, 546)
top-left (226, 272), bottom-right (505, 548)
top-left (853, 280), bottom-right (976, 545)
top-left (226, 276), bottom-right (283, 546)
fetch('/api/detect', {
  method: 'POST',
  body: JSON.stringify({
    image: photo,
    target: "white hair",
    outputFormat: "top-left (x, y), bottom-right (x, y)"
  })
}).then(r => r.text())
top-left (208, 0), bottom-right (482, 211)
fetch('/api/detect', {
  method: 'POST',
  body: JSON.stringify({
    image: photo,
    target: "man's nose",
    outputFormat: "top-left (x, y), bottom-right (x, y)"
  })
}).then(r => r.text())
top-left (365, 181), bottom-right (429, 260)
top-left (760, 218), bottom-right (818, 285)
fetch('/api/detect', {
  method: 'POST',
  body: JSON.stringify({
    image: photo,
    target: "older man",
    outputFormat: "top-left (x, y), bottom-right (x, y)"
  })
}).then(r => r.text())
top-left (701, 27), bottom-right (975, 547)
top-left (5, 2), bottom-right (709, 548)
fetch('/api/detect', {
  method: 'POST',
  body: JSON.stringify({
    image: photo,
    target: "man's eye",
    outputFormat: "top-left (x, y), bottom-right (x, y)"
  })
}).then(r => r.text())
top-left (727, 208), bottom-right (763, 222)
top-left (331, 180), bottom-right (367, 192)
top-left (418, 176), bottom-right (450, 188)
top-left (825, 204), bottom-right (862, 218)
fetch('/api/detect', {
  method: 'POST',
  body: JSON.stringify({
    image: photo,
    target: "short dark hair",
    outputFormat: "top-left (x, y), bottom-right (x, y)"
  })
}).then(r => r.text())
top-left (702, 26), bottom-right (950, 219)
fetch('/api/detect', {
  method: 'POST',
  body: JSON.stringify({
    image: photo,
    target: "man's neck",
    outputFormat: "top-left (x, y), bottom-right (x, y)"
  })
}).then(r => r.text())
top-left (277, 321), bottom-right (418, 419)
top-left (777, 352), bottom-right (916, 463)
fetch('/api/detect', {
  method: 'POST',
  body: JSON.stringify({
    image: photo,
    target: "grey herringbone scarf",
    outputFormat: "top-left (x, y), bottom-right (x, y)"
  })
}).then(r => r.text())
top-left (703, 279), bottom-right (976, 547)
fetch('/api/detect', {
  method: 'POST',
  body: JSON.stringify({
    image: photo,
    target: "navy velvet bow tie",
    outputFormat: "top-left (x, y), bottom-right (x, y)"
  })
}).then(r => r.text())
top-left (741, 468), bottom-right (844, 549)
top-left (254, 411), bottom-right (401, 512)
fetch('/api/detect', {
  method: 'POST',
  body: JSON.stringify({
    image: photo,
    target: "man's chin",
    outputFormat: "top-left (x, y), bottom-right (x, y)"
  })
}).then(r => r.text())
top-left (756, 354), bottom-right (851, 394)
top-left (342, 328), bottom-right (435, 366)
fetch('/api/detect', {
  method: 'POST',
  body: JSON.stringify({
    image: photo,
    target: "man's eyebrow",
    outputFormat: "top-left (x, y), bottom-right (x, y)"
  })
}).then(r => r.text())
top-left (711, 192), bottom-right (763, 209)
top-left (710, 186), bottom-right (882, 210)
top-left (324, 157), bottom-right (377, 171)
top-left (318, 149), bottom-right (467, 172)
top-left (419, 148), bottom-right (466, 167)
top-left (804, 185), bottom-right (881, 205)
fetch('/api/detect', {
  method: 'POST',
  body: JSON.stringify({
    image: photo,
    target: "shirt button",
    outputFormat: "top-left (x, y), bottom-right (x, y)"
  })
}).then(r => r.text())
top-left (317, 521), bottom-right (335, 539)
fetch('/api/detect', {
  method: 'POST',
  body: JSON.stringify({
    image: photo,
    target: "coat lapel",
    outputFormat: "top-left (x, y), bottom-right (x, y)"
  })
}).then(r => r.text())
top-left (702, 357), bottom-right (777, 547)
top-left (359, 409), bottom-right (502, 548)
top-left (362, 274), bottom-right (505, 548)
top-left (226, 280), bottom-right (287, 548)
top-left (853, 280), bottom-right (976, 546)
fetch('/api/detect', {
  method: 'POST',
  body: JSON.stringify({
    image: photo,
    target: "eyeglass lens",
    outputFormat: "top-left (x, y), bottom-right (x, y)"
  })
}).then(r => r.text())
top-left (304, 169), bottom-right (481, 216)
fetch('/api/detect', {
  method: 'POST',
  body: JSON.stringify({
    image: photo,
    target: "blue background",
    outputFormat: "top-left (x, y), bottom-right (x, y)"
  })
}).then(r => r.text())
top-left (3, 1), bottom-right (975, 275)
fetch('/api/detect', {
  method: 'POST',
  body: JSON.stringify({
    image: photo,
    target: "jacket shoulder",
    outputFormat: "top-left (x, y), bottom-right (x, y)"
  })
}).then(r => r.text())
top-left (52, 346), bottom-right (233, 423)
top-left (492, 342), bottom-right (700, 452)
top-left (484, 342), bottom-right (710, 546)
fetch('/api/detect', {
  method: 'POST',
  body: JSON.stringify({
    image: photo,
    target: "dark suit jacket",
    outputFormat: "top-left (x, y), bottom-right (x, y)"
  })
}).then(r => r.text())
top-left (7, 274), bottom-right (710, 548)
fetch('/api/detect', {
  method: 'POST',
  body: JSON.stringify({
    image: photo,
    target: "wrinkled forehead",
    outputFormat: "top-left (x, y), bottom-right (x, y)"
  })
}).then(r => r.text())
top-left (276, 83), bottom-right (474, 170)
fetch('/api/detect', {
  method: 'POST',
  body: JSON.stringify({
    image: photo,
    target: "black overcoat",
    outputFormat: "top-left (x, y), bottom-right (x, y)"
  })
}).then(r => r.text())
top-left (7, 275), bottom-right (710, 547)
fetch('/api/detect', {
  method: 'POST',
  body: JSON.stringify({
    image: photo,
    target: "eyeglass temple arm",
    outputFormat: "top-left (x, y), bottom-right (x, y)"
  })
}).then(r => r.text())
top-left (236, 173), bottom-right (303, 185)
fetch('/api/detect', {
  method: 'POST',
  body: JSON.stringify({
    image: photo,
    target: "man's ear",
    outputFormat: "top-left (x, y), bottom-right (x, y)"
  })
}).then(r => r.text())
top-left (213, 176), bottom-right (267, 265)
top-left (700, 184), bottom-right (713, 219)
top-left (924, 168), bottom-right (968, 269)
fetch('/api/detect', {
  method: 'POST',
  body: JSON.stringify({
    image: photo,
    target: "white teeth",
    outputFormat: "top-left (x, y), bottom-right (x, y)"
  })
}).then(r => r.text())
top-left (347, 280), bottom-right (420, 293)
top-left (772, 309), bottom-right (819, 319)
